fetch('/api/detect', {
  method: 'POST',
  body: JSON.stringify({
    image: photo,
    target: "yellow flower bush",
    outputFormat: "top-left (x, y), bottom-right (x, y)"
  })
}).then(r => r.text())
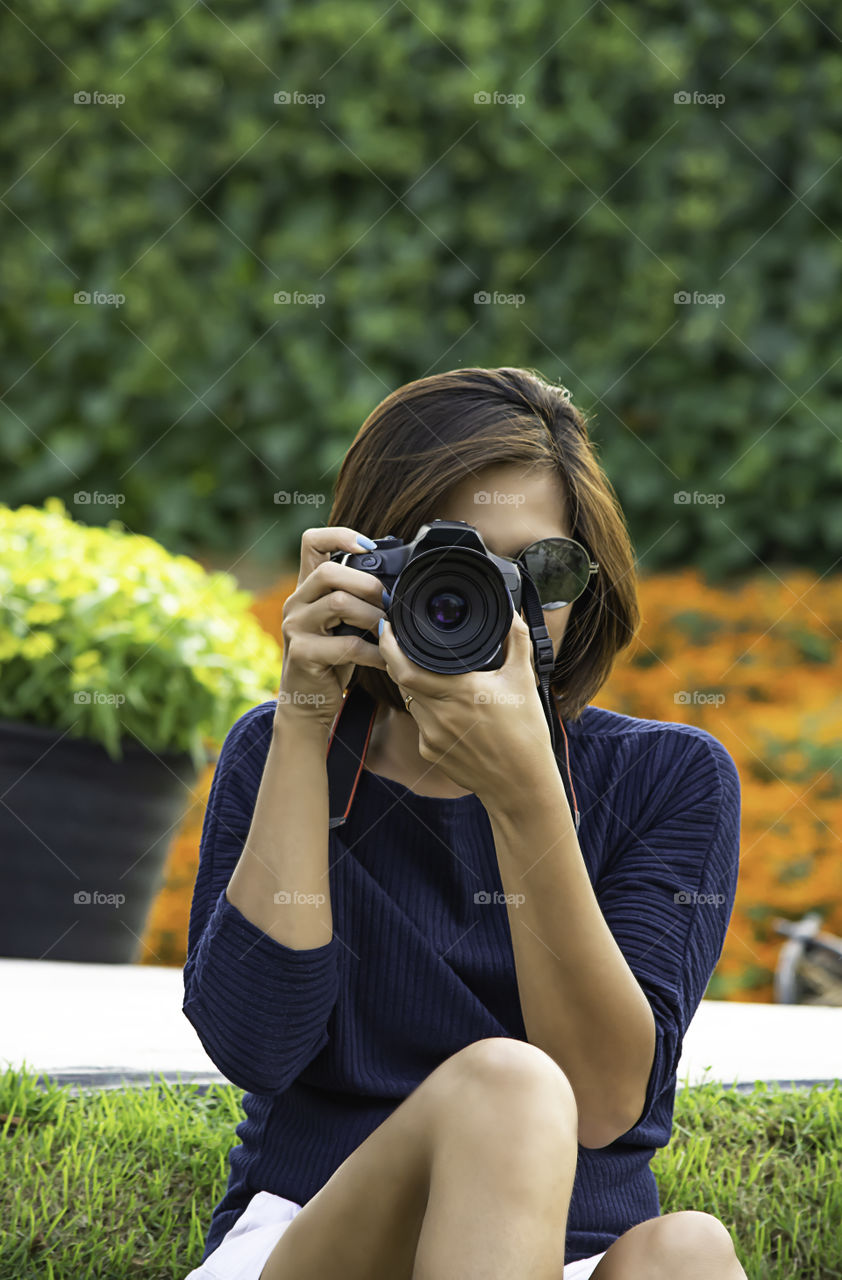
top-left (142, 566), bottom-right (842, 1003)
top-left (0, 499), bottom-right (283, 768)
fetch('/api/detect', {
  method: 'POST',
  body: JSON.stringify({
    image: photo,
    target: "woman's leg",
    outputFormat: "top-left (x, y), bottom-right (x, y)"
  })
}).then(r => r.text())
top-left (587, 1209), bottom-right (748, 1279)
top-left (258, 1036), bottom-right (579, 1280)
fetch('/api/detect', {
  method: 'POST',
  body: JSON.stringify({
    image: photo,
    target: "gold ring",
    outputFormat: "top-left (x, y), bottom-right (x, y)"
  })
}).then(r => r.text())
top-left (404, 694), bottom-right (413, 711)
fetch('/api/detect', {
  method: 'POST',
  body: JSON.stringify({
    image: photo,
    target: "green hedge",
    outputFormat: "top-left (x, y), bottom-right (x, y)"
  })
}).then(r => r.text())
top-left (2, 0), bottom-right (841, 576)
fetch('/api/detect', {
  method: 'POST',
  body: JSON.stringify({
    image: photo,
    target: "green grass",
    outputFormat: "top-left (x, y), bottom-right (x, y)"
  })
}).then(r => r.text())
top-left (1, 1066), bottom-right (840, 1279)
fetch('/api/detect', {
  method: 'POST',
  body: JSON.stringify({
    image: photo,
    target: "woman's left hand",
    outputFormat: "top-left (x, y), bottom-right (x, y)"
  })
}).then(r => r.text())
top-left (377, 610), bottom-right (557, 805)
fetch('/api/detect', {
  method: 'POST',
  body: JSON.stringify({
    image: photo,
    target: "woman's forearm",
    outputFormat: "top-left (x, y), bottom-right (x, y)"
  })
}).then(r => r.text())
top-left (225, 706), bottom-right (334, 950)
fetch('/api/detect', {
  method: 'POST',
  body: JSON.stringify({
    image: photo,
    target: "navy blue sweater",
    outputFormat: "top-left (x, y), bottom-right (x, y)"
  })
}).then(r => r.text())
top-left (183, 698), bottom-right (741, 1266)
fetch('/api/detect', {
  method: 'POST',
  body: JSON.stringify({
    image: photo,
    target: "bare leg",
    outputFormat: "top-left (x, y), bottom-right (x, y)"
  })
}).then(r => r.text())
top-left (412, 1037), bottom-right (578, 1280)
top-left (256, 1037), bottom-right (578, 1280)
top-left (588, 1209), bottom-right (748, 1279)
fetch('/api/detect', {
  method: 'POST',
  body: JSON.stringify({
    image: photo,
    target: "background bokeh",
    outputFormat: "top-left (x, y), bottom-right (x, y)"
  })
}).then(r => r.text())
top-left (2, 0), bottom-right (841, 999)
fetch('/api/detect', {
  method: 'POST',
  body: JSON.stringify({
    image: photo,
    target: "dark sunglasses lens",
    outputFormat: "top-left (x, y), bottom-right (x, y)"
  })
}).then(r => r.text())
top-left (520, 540), bottom-right (590, 608)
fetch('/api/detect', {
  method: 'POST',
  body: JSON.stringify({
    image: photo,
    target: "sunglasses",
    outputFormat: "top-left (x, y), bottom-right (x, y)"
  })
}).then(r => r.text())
top-left (514, 537), bottom-right (599, 610)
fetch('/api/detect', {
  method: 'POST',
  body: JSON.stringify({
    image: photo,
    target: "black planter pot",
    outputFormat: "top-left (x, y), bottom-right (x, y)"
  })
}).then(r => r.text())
top-left (0, 718), bottom-right (203, 963)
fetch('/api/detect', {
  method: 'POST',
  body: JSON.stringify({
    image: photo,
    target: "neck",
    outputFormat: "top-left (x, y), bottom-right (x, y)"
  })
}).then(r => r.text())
top-left (364, 701), bottom-right (472, 798)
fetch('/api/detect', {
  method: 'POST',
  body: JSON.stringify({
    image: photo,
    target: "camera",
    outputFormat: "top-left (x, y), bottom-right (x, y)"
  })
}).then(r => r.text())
top-left (329, 520), bottom-right (526, 675)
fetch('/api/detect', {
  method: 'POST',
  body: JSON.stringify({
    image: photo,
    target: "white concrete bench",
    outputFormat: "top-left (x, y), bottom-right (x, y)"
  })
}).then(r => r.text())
top-left (3, 958), bottom-right (841, 1094)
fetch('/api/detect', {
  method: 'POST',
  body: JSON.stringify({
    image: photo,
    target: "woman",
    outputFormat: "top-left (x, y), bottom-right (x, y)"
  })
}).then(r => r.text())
top-left (183, 367), bottom-right (747, 1280)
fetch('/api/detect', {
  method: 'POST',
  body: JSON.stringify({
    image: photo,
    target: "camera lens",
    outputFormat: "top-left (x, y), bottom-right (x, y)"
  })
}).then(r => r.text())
top-left (389, 546), bottom-right (512, 673)
top-left (427, 591), bottom-right (468, 630)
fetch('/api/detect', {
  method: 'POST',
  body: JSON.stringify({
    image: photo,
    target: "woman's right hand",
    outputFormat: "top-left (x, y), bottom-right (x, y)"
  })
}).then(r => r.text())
top-left (277, 526), bottom-right (389, 733)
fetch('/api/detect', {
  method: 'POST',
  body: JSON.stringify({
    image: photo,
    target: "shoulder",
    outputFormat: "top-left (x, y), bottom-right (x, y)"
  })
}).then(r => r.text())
top-left (212, 700), bottom-right (279, 791)
top-left (567, 702), bottom-right (735, 763)
top-left (565, 704), bottom-right (740, 819)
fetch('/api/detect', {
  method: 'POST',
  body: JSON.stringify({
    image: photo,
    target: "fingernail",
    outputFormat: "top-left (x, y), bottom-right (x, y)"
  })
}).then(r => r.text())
top-left (357, 534), bottom-right (378, 550)
top-left (381, 587), bottom-right (391, 608)
top-left (378, 617), bottom-right (385, 637)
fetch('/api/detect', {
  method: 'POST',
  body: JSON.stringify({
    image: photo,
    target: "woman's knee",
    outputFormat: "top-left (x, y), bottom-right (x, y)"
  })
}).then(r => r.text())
top-left (425, 1037), bottom-right (578, 1130)
top-left (651, 1211), bottom-right (739, 1268)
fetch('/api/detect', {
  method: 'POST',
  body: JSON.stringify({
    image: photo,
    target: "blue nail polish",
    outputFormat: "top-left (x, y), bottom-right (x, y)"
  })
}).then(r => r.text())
top-left (378, 617), bottom-right (385, 637)
top-left (357, 534), bottom-right (378, 550)
top-left (381, 587), bottom-right (392, 608)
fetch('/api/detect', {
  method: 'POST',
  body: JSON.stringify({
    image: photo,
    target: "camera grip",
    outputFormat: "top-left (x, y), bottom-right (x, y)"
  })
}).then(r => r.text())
top-left (331, 620), bottom-right (379, 643)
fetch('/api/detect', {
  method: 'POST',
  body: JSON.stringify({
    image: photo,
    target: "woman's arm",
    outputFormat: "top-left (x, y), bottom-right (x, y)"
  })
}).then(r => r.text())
top-left (182, 704), bottom-right (340, 1096)
top-left (485, 732), bottom-right (740, 1152)
top-left (226, 705), bottom-right (334, 949)
top-left (486, 760), bottom-right (656, 1152)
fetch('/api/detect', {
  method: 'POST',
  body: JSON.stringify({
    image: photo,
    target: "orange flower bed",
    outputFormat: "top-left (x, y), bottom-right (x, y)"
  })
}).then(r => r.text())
top-left (141, 568), bottom-right (842, 1003)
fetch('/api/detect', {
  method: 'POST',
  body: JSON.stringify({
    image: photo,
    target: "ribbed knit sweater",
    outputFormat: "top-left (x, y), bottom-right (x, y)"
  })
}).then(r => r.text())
top-left (183, 697), bottom-right (741, 1267)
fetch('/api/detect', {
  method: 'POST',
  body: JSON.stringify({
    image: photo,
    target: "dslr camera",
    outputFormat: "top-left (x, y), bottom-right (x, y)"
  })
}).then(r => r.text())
top-left (329, 519), bottom-right (525, 674)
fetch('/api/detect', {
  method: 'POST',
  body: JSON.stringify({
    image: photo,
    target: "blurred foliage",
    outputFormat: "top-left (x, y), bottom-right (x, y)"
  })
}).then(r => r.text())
top-left (0, 499), bottom-right (282, 764)
top-left (1, 0), bottom-right (841, 575)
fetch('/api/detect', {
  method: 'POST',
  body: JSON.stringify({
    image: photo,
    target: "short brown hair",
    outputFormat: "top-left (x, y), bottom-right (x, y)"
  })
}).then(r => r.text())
top-left (327, 366), bottom-right (640, 723)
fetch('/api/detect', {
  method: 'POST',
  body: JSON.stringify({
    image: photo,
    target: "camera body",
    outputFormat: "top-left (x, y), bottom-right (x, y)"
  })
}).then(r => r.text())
top-left (329, 520), bottom-right (524, 674)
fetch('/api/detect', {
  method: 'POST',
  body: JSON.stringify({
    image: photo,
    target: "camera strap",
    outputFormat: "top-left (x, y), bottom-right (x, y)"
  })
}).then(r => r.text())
top-left (517, 570), bottom-right (558, 755)
top-left (325, 680), bottom-right (378, 829)
top-left (517, 572), bottom-right (581, 834)
top-left (326, 577), bottom-right (579, 832)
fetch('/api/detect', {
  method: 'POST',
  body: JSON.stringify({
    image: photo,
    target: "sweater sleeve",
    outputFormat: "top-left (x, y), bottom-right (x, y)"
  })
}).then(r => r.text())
top-left (181, 701), bottom-right (340, 1095)
top-left (595, 730), bottom-right (742, 1139)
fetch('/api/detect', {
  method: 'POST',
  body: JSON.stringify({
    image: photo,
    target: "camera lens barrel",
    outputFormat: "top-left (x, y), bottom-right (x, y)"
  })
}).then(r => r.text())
top-left (390, 546), bottom-right (513, 673)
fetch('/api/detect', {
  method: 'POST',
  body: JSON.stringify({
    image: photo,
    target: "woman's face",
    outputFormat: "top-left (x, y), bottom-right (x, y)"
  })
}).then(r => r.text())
top-left (435, 463), bottom-right (574, 670)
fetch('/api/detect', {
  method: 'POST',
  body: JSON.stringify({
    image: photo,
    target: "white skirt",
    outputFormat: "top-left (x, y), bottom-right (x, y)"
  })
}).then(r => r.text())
top-left (184, 1188), bottom-right (608, 1280)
